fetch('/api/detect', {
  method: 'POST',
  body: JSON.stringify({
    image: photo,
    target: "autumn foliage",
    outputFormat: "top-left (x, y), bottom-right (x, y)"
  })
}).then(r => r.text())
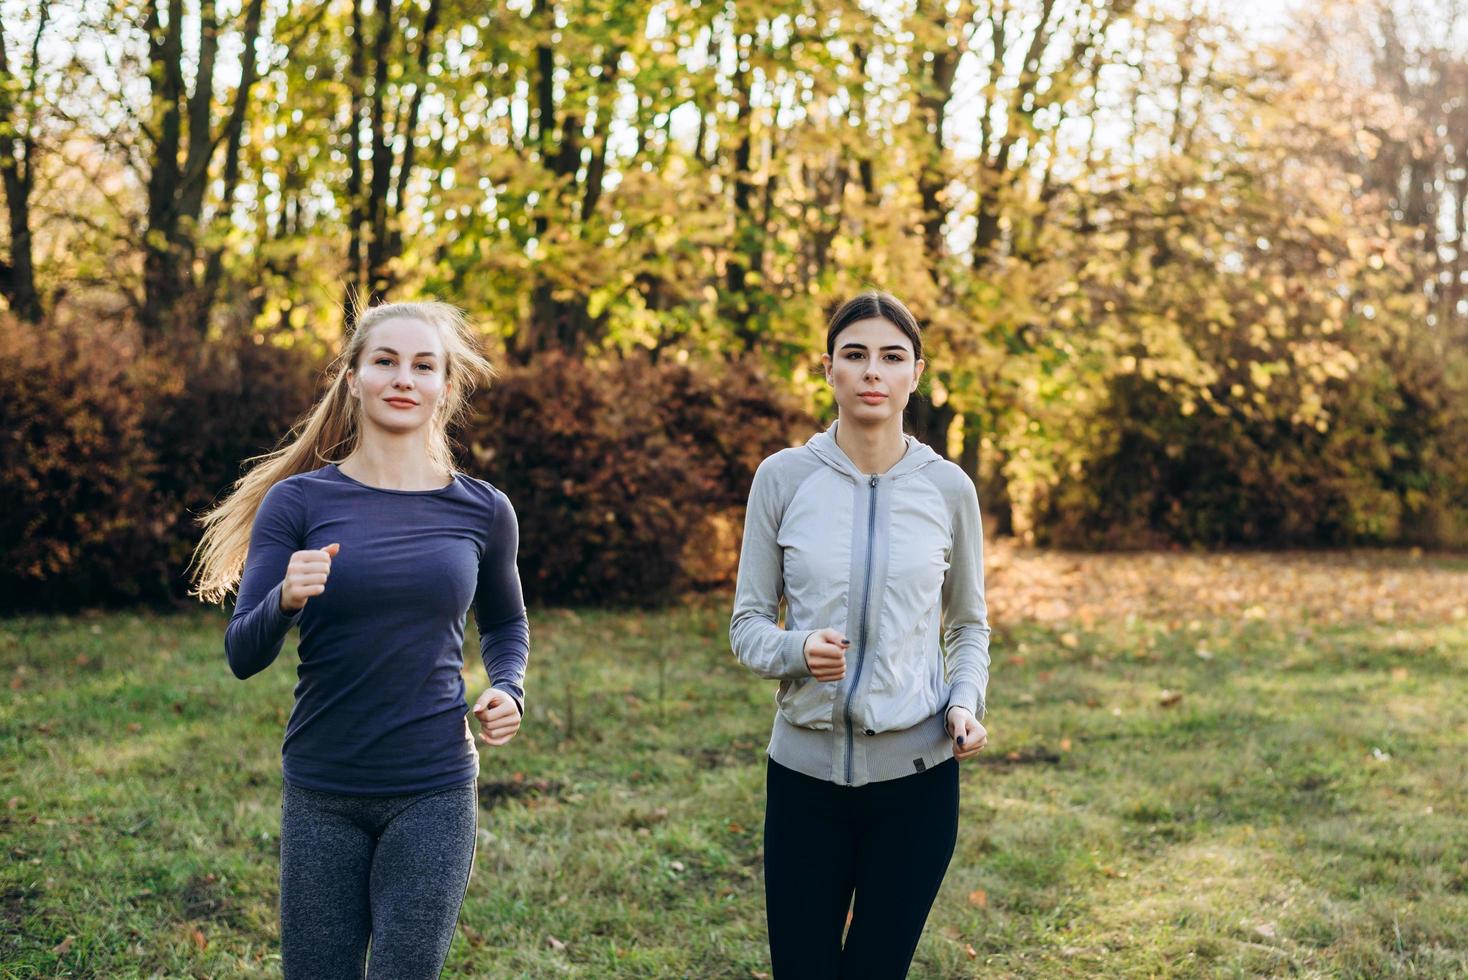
top-left (2, 1), bottom-right (1468, 608)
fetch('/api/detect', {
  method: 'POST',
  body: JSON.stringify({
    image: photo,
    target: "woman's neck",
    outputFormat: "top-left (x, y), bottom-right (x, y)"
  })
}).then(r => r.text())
top-left (834, 417), bottom-right (907, 476)
top-left (338, 430), bottom-right (450, 491)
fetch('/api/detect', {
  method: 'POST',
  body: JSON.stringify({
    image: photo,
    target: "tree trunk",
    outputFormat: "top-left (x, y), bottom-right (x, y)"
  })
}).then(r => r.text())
top-left (0, 3), bottom-right (46, 321)
top-left (906, 393), bottom-right (955, 459)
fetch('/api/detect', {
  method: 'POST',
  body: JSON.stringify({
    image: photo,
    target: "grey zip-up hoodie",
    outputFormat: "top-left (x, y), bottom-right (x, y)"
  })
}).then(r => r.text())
top-left (730, 422), bottom-right (991, 787)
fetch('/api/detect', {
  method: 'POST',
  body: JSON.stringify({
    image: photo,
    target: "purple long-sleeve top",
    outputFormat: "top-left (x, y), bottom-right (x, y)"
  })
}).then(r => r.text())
top-left (225, 463), bottom-right (530, 795)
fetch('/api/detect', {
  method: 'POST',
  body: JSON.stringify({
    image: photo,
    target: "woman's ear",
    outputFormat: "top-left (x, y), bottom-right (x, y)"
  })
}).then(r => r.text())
top-left (912, 357), bottom-right (926, 392)
top-left (820, 352), bottom-right (833, 385)
top-left (345, 369), bottom-right (359, 399)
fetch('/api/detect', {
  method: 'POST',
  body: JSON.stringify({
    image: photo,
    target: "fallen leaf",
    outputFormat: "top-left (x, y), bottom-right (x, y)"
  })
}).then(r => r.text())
top-left (1159, 690), bottom-right (1183, 707)
top-left (126, 722), bottom-right (142, 733)
top-left (546, 935), bottom-right (566, 951)
top-left (965, 943), bottom-right (978, 959)
top-left (1060, 632), bottom-right (1080, 649)
top-left (190, 928), bottom-right (207, 951)
top-left (52, 936), bottom-right (75, 955)
top-left (1059, 738), bottom-right (1072, 752)
top-left (983, 542), bottom-right (1468, 631)
top-left (967, 889), bottom-right (988, 908)
top-left (670, 860), bottom-right (685, 872)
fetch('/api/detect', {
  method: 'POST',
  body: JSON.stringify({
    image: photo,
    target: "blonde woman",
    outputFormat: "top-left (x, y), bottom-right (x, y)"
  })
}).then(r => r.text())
top-left (731, 291), bottom-right (991, 978)
top-left (193, 301), bottom-right (528, 979)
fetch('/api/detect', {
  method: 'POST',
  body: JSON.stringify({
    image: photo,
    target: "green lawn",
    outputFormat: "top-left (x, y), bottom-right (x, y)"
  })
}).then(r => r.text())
top-left (3, 554), bottom-right (1467, 977)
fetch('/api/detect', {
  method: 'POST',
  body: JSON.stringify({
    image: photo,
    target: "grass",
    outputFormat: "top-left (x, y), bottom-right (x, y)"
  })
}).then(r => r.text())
top-left (2, 551), bottom-right (1467, 977)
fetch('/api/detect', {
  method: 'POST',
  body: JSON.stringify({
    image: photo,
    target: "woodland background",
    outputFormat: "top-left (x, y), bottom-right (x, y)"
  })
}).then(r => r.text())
top-left (2, 0), bottom-right (1467, 608)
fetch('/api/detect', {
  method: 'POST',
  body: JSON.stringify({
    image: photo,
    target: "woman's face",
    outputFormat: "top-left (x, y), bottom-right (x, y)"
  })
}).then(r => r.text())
top-left (348, 317), bottom-right (449, 435)
top-left (822, 316), bottom-right (924, 427)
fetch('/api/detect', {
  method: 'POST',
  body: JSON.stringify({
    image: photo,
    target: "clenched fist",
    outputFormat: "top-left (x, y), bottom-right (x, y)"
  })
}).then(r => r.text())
top-left (279, 543), bottom-right (340, 613)
top-left (472, 688), bottom-right (522, 746)
top-left (946, 706), bottom-right (988, 761)
top-left (803, 627), bottom-right (849, 682)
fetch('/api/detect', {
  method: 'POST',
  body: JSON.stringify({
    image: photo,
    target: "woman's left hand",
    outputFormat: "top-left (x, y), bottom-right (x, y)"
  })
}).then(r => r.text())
top-left (946, 707), bottom-right (988, 761)
top-left (473, 688), bottom-right (522, 746)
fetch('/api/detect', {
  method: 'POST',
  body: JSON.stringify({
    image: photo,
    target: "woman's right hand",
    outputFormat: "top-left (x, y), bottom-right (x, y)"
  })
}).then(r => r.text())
top-left (803, 628), bottom-right (849, 682)
top-left (279, 543), bottom-right (340, 613)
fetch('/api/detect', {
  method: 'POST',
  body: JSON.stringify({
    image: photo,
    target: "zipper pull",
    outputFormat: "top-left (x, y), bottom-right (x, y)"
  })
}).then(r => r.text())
top-left (869, 474), bottom-right (878, 488)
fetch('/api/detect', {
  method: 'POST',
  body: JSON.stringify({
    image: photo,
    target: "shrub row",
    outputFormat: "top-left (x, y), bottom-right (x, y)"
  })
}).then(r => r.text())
top-left (462, 352), bottom-right (809, 605)
top-left (0, 312), bottom-right (809, 610)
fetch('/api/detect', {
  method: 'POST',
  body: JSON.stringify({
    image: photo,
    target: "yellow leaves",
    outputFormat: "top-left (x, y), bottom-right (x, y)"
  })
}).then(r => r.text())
top-left (1303, 217), bottom-right (1335, 238)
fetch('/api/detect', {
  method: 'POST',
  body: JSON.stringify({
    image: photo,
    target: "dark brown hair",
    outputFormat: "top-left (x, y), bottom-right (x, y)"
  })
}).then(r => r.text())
top-left (825, 291), bottom-right (923, 362)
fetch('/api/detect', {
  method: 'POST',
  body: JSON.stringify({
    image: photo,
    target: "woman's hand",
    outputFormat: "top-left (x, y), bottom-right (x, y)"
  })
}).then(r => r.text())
top-left (946, 706), bottom-right (988, 761)
top-left (279, 543), bottom-right (340, 613)
top-left (803, 628), bottom-right (849, 682)
top-left (472, 688), bottom-right (522, 746)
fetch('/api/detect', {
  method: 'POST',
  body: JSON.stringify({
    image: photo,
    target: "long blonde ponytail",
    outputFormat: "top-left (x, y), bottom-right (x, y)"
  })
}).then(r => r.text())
top-left (191, 300), bottom-right (495, 603)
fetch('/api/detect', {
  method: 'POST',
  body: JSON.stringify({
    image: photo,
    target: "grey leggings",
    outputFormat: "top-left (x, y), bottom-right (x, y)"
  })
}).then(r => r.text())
top-left (279, 780), bottom-right (478, 980)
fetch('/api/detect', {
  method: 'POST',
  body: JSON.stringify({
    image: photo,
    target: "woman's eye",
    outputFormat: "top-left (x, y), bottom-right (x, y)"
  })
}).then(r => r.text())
top-left (416, 363), bottom-right (432, 371)
top-left (375, 358), bottom-right (393, 366)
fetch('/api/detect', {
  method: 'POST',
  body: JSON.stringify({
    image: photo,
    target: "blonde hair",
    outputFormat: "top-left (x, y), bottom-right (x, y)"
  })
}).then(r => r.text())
top-left (191, 300), bottom-right (495, 603)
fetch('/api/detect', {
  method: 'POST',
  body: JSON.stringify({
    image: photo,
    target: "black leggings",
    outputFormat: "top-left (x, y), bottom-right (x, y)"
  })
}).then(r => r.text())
top-left (279, 780), bottom-right (478, 980)
top-left (763, 757), bottom-right (959, 979)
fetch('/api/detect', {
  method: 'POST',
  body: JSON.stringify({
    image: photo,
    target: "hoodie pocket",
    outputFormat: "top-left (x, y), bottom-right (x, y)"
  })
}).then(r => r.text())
top-left (776, 676), bottom-right (836, 730)
top-left (861, 616), bottom-right (938, 733)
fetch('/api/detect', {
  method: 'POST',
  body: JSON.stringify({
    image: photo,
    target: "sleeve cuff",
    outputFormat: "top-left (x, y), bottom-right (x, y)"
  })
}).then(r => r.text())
top-left (780, 630), bottom-right (815, 679)
top-left (947, 682), bottom-right (983, 721)
top-left (268, 581), bottom-right (304, 627)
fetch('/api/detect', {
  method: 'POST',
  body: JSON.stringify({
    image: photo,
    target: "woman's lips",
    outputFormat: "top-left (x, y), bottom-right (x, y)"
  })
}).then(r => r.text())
top-left (384, 398), bottom-right (418, 408)
top-left (858, 392), bottom-right (887, 403)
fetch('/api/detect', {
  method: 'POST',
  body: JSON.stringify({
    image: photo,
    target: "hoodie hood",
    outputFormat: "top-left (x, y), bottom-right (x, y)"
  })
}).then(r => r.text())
top-left (805, 420), bottom-right (943, 482)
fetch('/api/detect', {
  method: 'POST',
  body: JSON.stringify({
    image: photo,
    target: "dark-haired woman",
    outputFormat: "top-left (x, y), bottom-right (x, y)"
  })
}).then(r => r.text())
top-left (731, 291), bottom-right (992, 978)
